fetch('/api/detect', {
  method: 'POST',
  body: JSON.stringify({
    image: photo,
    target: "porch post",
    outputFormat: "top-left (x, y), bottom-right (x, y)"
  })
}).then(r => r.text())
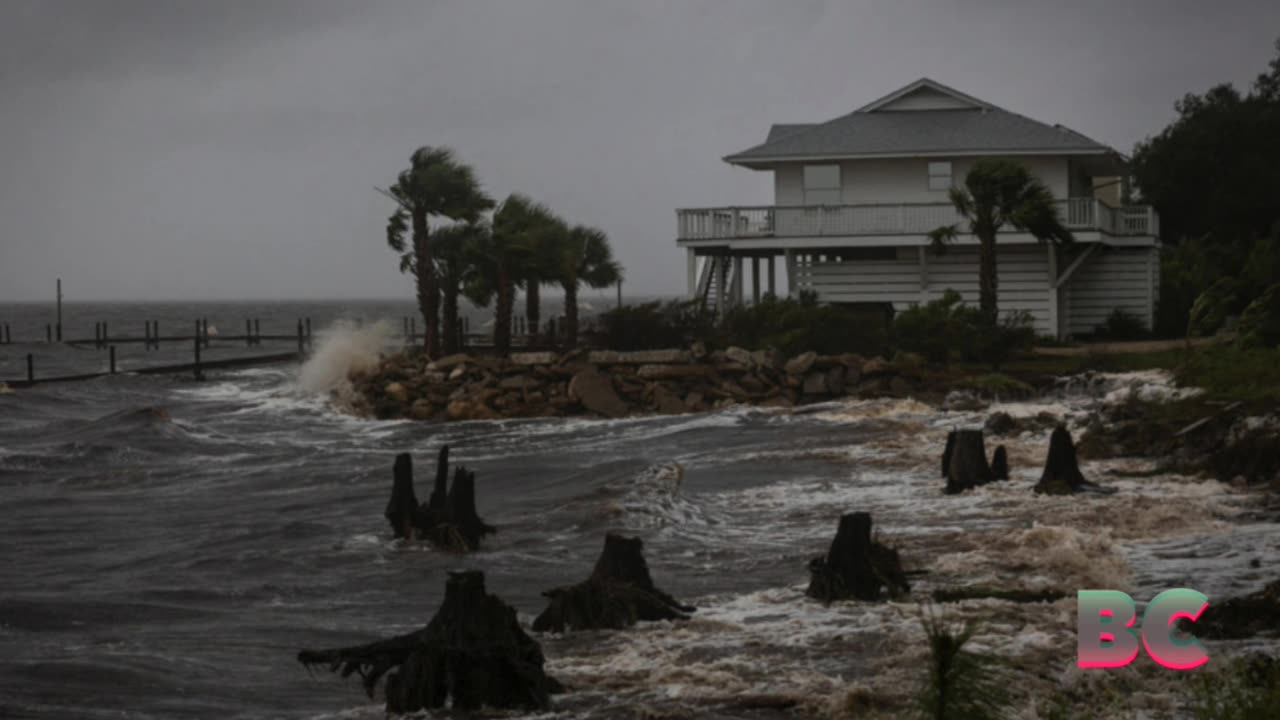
top-left (751, 257), bottom-right (761, 304)
top-left (1047, 244), bottom-right (1060, 339)
top-left (686, 248), bottom-right (697, 298)
top-left (784, 250), bottom-right (796, 297)
top-left (732, 255), bottom-right (745, 306)
top-left (767, 255), bottom-right (776, 297)
top-left (917, 246), bottom-right (928, 304)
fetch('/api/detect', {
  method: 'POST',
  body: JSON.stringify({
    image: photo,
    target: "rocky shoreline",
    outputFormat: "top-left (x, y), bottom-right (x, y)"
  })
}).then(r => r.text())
top-left (342, 345), bottom-right (1014, 422)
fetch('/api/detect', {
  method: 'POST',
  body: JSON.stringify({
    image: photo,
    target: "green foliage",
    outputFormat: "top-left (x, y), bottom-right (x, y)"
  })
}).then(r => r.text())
top-left (1188, 277), bottom-right (1241, 338)
top-left (1093, 308), bottom-right (1151, 341)
top-left (1132, 38), bottom-right (1280, 243)
top-left (1179, 345), bottom-right (1280, 404)
top-left (1156, 226), bottom-right (1280, 337)
top-left (597, 300), bottom-right (713, 351)
top-left (917, 609), bottom-right (1011, 720)
top-left (1235, 283), bottom-right (1280, 349)
top-left (718, 294), bottom-right (890, 357)
top-left (892, 290), bottom-right (1034, 367)
top-left (960, 373), bottom-right (1034, 399)
top-left (1191, 655), bottom-right (1280, 720)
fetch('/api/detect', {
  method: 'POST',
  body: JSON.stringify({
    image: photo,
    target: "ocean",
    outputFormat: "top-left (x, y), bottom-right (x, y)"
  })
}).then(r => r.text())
top-left (0, 300), bottom-right (1276, 719)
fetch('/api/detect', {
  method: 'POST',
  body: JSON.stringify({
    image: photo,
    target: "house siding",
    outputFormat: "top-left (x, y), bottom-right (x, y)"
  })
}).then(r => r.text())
top-left (1061, 247), bottom-right (1156, 335)
top-left (773, 155), bottom-right (1071, 207)
top-left (793, 245), bottom-right (1055, 335)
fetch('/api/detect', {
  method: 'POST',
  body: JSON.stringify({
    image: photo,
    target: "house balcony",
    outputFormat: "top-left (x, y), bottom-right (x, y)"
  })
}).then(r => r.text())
top-left (676, 198), bottom-right (1159, 245)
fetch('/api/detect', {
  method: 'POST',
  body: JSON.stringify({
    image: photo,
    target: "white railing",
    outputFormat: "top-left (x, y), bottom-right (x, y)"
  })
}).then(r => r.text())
top-left (676, 200), bottom-right (1159, 240)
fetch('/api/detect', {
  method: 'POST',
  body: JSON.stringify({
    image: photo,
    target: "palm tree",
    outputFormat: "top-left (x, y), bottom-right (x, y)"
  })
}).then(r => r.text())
top-left (557, 225), bottom-right (622, 346)
top-left (382, 147), bottom-right (493, 357)
top-left (431, 222), bottom-right (487, 355)
top-left (521, 217), bottom-right (568, 342)
top-left (475, 194), bottom-right (562, 355)
top-left (928, 159), bottom-right (1073, 322)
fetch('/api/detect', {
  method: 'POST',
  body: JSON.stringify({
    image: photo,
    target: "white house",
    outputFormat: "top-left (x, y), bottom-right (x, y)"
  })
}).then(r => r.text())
top-left (676, 78), bottom-right (1160, 339)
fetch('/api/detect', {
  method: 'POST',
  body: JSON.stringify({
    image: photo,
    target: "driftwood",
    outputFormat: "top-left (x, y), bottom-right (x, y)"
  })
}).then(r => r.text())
top-left (1034, 426), bottom-right (1115, 495)
top-left (945, 430), bottom-right (995, 494)
top-left (807, 512), bottom-right (910, 602)
top-left (990, 445), bottom-right (1010, 481)
top-left (383, 446), bottom-right (496, 551)
top-left (533, 533), bottom-right (694, 633)
top-left (298, 570), bottom-right (561, 713)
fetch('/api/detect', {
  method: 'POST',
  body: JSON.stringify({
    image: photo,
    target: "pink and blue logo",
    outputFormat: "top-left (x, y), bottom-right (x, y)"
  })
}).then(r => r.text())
top-left (1077, 589), bottom-right (1209, 670)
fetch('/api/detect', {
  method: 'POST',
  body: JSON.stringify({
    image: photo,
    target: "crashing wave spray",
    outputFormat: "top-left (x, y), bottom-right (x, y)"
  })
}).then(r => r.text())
top-left (297, 320), bottom-right (395, 398)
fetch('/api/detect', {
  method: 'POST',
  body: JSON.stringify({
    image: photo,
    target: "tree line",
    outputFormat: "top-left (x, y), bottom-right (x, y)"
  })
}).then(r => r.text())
top-left (382, 147), bottom-right (622, 358)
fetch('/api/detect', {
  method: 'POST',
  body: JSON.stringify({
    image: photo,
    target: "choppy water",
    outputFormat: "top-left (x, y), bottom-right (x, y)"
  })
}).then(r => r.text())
top-left (1, 306), bottom-right (1277, 719)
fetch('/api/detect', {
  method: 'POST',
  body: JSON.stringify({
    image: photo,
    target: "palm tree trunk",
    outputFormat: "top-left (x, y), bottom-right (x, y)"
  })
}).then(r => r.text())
top-left (564, 281), bottom-right (579, 347)
top-left (495, 265), bottom-right (514, 357)
top-left (977, 231), bottom-right (999, 323)
top-left (412, 209), bottom-right (439, 357)
top-left (525, 278), bottom-right (540, 340)
top-left (441, 279), bottom-right (460, 355)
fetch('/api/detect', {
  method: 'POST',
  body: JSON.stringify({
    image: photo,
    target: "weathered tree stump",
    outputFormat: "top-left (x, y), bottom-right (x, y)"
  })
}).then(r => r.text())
top-left (990, 445), bottom-right (1009, 481)
top-left (382, 446), bottom-right (496, 551)
top-left (807, 512), bottom-right (910, 602)
top-left (298, 570), bottom-right (561, 713)
top-left (533, 533), bottom-right (694, 633)
top-left (945, 429), bottom-right (995, 494)
top-left (941, 430), bottom-right (957, 478)
top-left (1034, 426), bottom-right (1115, 495)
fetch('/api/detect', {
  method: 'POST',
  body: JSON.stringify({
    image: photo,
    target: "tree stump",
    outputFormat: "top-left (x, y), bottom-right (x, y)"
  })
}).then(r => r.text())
top-left (806, 512), bottom-right (910, 602)
top-left (298, 570), bottom-right (561, 713)
top-left (1034, 426), bottom-right (1115, 495)
top-left (533, 533), bottom-right (694, 633)
top-left (941, 430), bottom-right (957, 478)
top-left (945, 430), bottom-right (994, 494)
top-left (990, 445), bottom-right (1009, 481)
top-left (382, 446), bottom-right (496, 551)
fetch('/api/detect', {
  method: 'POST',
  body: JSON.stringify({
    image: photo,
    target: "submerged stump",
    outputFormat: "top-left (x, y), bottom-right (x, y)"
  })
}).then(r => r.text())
top-left (945, 430), bottom-right (995, 494)
top-left (991, 445), bottom-right (1010, 481)
top-left (383, 446), bottom-right (496, 551)
top-left (298, 570), bottom-right (561, 713)
top-left (807, 512), bottom-right (909, 602)
top-left (941, 430), bottom-right (957, 478)
top-left (1034, 426), bottom-right (1115, 495)
top-left (533, 533), bottom-right (694, 633)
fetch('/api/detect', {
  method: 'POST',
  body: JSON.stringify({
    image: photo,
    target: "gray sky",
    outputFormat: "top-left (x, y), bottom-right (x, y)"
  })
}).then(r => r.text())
top-left (1, 0), bottom-right (1277, 302)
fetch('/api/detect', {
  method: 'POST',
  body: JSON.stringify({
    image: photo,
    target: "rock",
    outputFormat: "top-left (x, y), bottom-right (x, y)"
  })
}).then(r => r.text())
top-left (446, 400), bottom-right (474, 421)
top-left (430, 353), bottom-right (471, 371)
top-left (499, 375), bottom-right (540, 390)
top-left (684, 391), bottom-right (705, 411)
top-left (588, 349), bottom-right (691, 365)
top-left (861, 356), bottom-right (890, 376)
top-left (410, 399), bottom-right (435, 421)
top-left (888, 376), bottom-right (912, 395)
top-left (752, 348), bottom-right (784, 371)
top-left (724, 346), bottom-right (755, 368)
top-left (943, 390), bottom-right (986, 411)
top-left (650, 385), bottom-right (686, 415)
top-left (801, 371), bottom-right (829, 395)
top-left (738, 374), bottom-right (767, 394)
top-left (568, 369), bottom-right (630, 418)
top-left (784, 351), bottom-right (817, 375)
top-left (422, 371), bottom-right (447, 384)
top-left (689, 341), bottom-right (708, 360)
top-left (825, 366), bottom-right (847, 395)
top-left (448, 366), bottom-right (467, 381)
top-left (509, 351), bottom-right (557, 365)
top-left (636, 364), bottom-right (710, 380)
top-left (385, 382), bottom-right (410, 404)
top-left (985, 411), bottom-right (1018, 436)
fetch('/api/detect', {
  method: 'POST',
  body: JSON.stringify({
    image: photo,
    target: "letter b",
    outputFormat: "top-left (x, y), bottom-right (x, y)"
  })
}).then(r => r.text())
top-left (1077, 590), bottom-right (1140, 668)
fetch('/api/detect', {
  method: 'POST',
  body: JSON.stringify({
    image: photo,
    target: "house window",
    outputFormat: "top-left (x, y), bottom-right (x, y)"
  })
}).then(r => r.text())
top-left (803, 164), bottom-right (841, 205)
top-left (928, 161), bottom-right (952, 191)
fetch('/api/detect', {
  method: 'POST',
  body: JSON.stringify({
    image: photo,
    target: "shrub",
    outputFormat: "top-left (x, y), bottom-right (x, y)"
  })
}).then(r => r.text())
top-left (596, 300), bottom-right (712, 351)
top-left (917, 609), bottom-right (1011, 720)
top-left (893, 290), bottom-right (1034, 367)
top-left (1235, 283), bottom-right (1280, 349)
top-left (1191, 655), bottom-right (1280, 720)
top-left (718, 293), bottom-right (890, 357)
top-left (1093, 308), bottom-right (1151, 341)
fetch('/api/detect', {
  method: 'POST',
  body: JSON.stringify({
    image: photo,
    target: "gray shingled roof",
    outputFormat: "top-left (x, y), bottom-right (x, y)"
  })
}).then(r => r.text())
top-left (728, 103), bottom-right (1113, 166)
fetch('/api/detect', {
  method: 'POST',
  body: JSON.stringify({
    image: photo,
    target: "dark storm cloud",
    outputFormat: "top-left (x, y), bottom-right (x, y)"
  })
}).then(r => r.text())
top-left (1, 0), bottom-right (1278, 301)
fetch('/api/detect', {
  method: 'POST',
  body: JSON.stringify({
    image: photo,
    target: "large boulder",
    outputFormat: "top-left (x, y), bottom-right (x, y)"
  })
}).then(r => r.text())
top-left (724, 346), bottom-right (755, 368)
top-left (429, 353), bottom-right (472, 371)
top-left (649, 384), bottom-right (687, 415)
top-left (569, 368), bottom-right (630, 418)
top-left (509, 351), bottom-right (558, 365)
top-left (784, 351), bottom-right (818, 376)
top-left (801, 371), bottom-right (829, 395)
top-left (384, 382), bottom-right (410, 404)
top-left (588, 349), bottom-right (691, 365)
top-left (636, 364), bottom-right (710, 380)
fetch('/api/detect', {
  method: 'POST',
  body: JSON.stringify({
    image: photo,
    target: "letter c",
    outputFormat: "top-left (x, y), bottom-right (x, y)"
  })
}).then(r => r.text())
top-left (1141, 588), bottom-right (1209, 670)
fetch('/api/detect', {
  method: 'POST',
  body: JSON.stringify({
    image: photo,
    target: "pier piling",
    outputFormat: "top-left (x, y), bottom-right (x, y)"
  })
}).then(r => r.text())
top-left (253, 319), bottom-right (260, 346)
top-left (27, 353), bottom-right (34, 382)
top-left (46, 324), bottom-right (52, 343)
top-left (109, 346), bottom-right (117, 374)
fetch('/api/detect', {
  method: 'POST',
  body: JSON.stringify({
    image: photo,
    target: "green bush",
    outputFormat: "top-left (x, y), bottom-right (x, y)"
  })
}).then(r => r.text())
top-left (1192, 655), bottom-right (1280, 720)
top-left (917, 609), bottom-right (1011, 720)
top-left (596, 300), bottom-right (713, 351)
top-left (893, 290), bottom-right (1034, 367)
top-left (718, 293), bottom-right (890, 357)
top-left (1235, 283), bottom-right (1280, 349)
top-left (1093, 308), bottom-right (1151, 341)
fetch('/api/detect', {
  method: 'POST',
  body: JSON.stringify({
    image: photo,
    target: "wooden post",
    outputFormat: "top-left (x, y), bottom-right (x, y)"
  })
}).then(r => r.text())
top-left (297, 319), bottom-right (304, 354)
top-left (305, 317), bottom-right (312, 347)
top-left (193, 334), bottom-right (203, 380)
top-left (767, 255), bottom-right (776, 297)
top-left (245, 319), bottom-right (252, 346)
top-left (102, 322), bottom-right (108, 348)
top-left (253, 319), bottom-right (260, 345)
top-left (27, 353), bottom-right (34, 382)
top-left (751, 256), bottom-right (761, 304)
top-left (55, 278), bottom-right (62, 342)
top-left (109, 345), bottom-right (116, 374)
top-left (151, 321), bottom-right (159, 349)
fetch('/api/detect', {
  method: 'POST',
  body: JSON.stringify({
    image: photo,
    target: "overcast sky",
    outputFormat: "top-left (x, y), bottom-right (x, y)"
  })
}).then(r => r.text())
top-left (1, 0), bottom-right (1277, 302)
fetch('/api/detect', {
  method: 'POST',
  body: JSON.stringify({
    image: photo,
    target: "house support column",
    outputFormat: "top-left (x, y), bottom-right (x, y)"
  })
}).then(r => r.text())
top-left (686, 248), bottom-right (697, 299)
top-left (1047, 244), bottom-right (1059, 339)
top-left (917, 247), bottom-right (928, 304)
top-left (751, 257), bottom-right (761, 304)
top-left (732, 255), bottom-right (745, 307)
top-left (767, 255), bottom-right (776, 297)
top-left (784, 250), bottom-right (796, 297)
